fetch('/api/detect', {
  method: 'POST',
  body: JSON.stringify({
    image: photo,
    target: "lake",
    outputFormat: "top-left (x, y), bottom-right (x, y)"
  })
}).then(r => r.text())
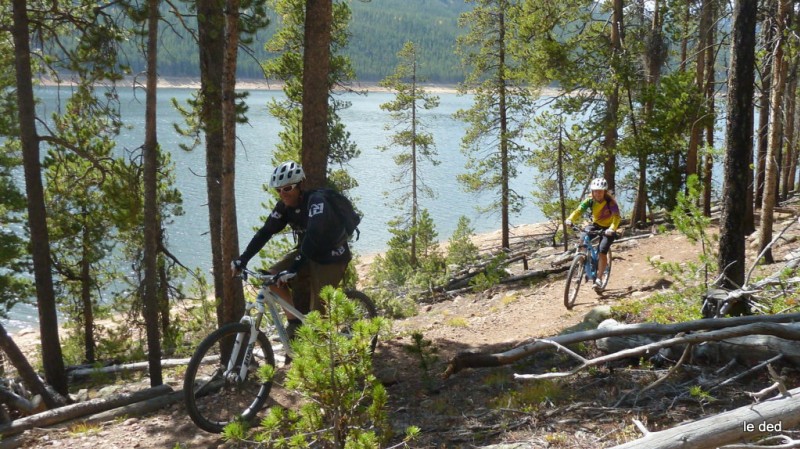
top-left (4, 85), bottom-right (547, 330)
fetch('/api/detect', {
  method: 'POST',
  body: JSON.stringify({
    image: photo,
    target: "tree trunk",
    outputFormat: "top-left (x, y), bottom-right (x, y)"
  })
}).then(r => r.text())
top-left (81, 226), bottom-right (95, 364)
top-left (499, 11), bottom-right (510, 250)
top-left (11, 0), bottom-right (67, 397)
top-left (603, 0), bottom-right (623, 192)
top-left (758, 0), bottom-right (790, 265)
top-left (142, 0), bottom-right (163, 387)
top-left (686, 0), bottom-right (709, 182)
top-left (197, 0), bottom-right (226, 323)
top-left (719, 0), bottom-right (758, 289)
top-left (781, 59), bottom-right (797, 200)
top-left (558, 126), bottom-right (568, 251)
top-left (755, 2), bottom-right (775, 207)
top-left (410, 53), bottom-right (419, 266)
top-left (157, 259), bottom-right (172, 354)
top-left (0, 324), bottom-right (62, 409)
top-left (301, 0), bottom-right (332, 189)
top-left (701, 0), bottom-right (715, 217)
top-left (220, 0), bottom-right (245, 325)
top-left (632, 0), bottom-right (664, 227)
top-left (678, 0), bottom-right (689, 71)
top-left (791, 102), bottom-right (800, 193)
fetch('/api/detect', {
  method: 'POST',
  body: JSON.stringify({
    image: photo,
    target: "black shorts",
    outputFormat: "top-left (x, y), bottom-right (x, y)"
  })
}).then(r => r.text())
top-left (271, 249), bottom-right (348, 314)
top-left (583, 223), bottom-right (615, 254)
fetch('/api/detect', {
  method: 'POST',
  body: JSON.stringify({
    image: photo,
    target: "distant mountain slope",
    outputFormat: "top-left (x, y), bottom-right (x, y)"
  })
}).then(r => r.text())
top-left (139, 0), bottom-right (471, 84)
top-left (347, 0), bottom-right (472, 82)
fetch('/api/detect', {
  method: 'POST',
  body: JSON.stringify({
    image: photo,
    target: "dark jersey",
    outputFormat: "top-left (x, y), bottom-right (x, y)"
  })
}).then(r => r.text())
top-left (238, 190), bottom-right (351, 268)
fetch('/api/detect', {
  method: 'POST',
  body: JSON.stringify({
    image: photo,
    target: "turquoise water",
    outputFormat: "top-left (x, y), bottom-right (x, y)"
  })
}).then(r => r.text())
top-left (4, 86), bottom-right (546, 330)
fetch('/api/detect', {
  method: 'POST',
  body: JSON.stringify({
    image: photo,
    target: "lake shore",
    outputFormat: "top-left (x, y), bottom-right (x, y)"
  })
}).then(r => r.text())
top-left (38, 75), bottom-right (463, 94)
top-left (39, 75), bottom-right (563, 97)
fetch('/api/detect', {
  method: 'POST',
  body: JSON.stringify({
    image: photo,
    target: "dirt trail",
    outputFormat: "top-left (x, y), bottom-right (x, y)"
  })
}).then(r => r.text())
top-left (7, 218), bottom-right (800, 448)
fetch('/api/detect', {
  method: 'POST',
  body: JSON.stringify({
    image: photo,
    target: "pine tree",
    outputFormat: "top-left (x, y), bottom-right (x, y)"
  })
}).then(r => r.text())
top-left (378, 41), bottom-right (440, 266)
top-left (455, 0), bottom-right (533, 250)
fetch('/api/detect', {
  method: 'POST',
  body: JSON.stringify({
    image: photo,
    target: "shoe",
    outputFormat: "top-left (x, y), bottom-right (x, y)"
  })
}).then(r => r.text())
top-left (593, 278), bottom-right (604, 292)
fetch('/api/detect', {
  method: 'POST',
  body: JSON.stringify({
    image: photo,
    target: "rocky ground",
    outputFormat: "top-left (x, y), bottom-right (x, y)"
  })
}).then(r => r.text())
top-left (4, 213), bottom-right (800, 448)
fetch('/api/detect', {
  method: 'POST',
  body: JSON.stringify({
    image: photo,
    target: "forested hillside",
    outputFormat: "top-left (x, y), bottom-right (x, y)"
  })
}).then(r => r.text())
top-left (134, 0), bottom-right (470, 82)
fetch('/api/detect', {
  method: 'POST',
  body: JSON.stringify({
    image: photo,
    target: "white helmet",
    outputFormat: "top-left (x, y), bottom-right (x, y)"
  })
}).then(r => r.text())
top-left (590, 177), bottom-right (608, 191)
top-left (270, 161), bottom-right (305, 188)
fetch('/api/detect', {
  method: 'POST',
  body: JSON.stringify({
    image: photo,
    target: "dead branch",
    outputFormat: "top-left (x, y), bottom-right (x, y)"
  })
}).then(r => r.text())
top-left (444, 312), bottom-right (800, 378)
top-left (708, 354), bottom-right (784, 392)
top-left (610, 386), bottom-right (800, 449)
top-left (514, 322), bottom-right (800, 381)
top-left (746, 218), bottom-right (799, 285)
top-left (640, 343), bottom-right (692, 394)
top-left (721, 435), bottom-right (800, 448)
top-left (748, 364), bottom-right (790, 402)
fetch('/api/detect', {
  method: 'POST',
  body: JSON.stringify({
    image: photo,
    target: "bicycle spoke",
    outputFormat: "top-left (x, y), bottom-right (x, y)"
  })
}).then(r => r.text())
top-left (564, 254), bottom-right (586, 310)
top-left (184, 323), bottom-right (275, 433)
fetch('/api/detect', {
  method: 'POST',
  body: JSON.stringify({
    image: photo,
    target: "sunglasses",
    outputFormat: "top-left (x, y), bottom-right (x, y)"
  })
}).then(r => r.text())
top-left (275, 183), bottom-right (298, 194)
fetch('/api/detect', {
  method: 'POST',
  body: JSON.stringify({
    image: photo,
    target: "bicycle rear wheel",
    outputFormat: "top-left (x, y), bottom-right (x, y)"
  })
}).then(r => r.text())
top-left (564, 254), bottom-right (586, 310)
top-left (183, 322), bottom-right (275, 433)
top-left (344, 289), bottom-right (379, 353)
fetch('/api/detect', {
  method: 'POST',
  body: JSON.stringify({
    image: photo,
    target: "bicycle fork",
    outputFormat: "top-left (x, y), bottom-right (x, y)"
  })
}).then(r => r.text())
top-left (228, 316), bottom-right (260, 383)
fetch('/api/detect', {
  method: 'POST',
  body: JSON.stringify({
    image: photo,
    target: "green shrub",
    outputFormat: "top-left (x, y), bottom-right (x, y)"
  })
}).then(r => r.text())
top-left (239, 287), bottom-right (417, 448)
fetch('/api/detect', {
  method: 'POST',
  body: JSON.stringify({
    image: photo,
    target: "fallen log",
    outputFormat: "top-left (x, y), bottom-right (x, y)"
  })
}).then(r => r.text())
top-left (610, 386), bottom-right (800, 449)
top-left (0, 387), bottom-right (42, 415)
top-left (514, 322), bottom-right (800, 381)
top-left (441, 254), bottom-right (530, 291)
top-left (500, 266), bottom-right (568, 284)
top-left (68, 357), bottom-right (204, 381)
top-left (79, 389), bottom-right (183, 425)
top-left (596, 319), bottom-right (800, 365)
top-left (0, 384), bottom-right (173, 437)
top-left (443, 312), bottom-right (800, 378)
top-left (446, 266), bottom-right (570, 296)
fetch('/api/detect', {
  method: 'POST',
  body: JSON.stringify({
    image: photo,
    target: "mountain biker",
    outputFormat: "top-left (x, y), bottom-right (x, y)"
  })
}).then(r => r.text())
top-left (565, 177), bottom-right (621, 292)
top-left (231, 161), bottom-right (352, 341)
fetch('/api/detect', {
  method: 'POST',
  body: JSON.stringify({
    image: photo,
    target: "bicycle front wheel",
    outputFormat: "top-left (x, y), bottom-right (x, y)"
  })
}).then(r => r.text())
top-left (183, 322), bottom-right (275, 433)
top-left (600, 251), bottom-right (613, 289)
top-left (564, 254), bottom-right (587, 310)
top-left (344, 289), bottom-right (379, 353)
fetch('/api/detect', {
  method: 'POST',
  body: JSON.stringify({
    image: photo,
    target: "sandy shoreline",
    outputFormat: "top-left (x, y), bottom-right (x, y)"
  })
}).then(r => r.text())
top-left (40, 76), bottom-right (563, 97)
top-left (39, 76), bottom-right (464, 95)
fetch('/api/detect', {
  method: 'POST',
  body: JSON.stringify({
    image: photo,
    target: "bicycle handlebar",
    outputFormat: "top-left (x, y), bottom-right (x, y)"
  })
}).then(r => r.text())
top-left (571, 225), bottom-right (618, 238)
top-left (237, 267), bottom-right (279, 286)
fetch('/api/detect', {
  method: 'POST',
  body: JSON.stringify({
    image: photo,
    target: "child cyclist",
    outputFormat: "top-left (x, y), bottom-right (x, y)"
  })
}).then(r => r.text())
top-left (565, 178), bottom-right (621, 292)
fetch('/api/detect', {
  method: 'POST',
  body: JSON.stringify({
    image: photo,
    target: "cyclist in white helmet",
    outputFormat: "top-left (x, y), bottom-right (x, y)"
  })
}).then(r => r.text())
top-left (565, 177), bottom-right (621, 292)
top-left (232, 161), bottom-right (352, 344)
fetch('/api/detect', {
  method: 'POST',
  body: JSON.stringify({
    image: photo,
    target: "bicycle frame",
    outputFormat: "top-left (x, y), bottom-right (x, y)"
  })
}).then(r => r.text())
top-left (240, 269), bottom-right (307, 361)
top-left (577, 232), bottom-right (601, 281)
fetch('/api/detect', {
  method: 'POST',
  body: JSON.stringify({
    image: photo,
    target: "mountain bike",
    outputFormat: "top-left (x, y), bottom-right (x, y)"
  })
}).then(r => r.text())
top-left (564, 226), bottom-right (615, 310)
top-left (183, 267), bottom-right (378, 433)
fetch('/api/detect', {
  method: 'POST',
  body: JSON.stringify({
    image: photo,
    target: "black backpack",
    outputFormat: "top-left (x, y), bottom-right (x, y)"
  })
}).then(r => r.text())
top-left (316, 188), bottom-right (362, 241)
